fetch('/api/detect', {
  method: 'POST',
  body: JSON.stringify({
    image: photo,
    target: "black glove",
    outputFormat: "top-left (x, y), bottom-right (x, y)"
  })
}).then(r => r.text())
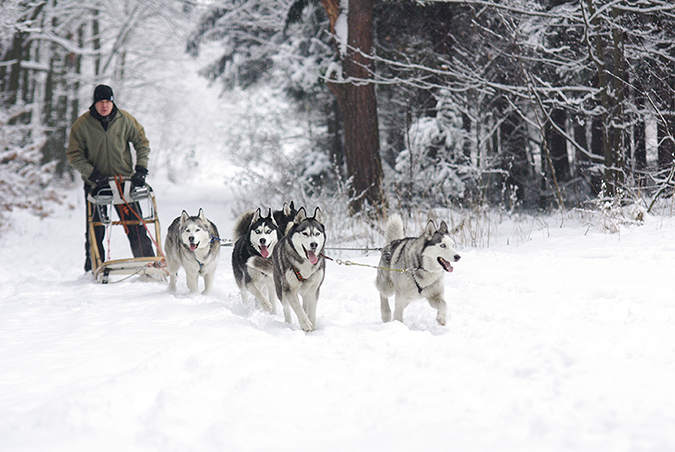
top-left (89, 168), bottom-right (107, 188)
top-left (131, 165), bottom-right (148, 187)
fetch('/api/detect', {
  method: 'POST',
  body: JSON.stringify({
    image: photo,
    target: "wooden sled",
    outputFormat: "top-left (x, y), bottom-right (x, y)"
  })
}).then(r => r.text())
top-left (86, 177), bottom-right (167, 283)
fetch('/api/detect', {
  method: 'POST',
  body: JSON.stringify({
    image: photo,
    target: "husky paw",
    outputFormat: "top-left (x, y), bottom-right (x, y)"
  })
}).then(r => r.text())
top-left (436, 316), bottom-right (446, 326)
top-left (259, 299), bottom-right (274, 312)
top-left (299, 319), bottom-right (314, 332)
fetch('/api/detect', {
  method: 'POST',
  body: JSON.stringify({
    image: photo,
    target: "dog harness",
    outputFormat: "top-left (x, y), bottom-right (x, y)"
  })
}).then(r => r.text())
top-left (292, 266), bottom-right (307, 282)
top-left (184, 244), bottom-right (213, 272)
top-left (411, 268), bottom-right (425, 293)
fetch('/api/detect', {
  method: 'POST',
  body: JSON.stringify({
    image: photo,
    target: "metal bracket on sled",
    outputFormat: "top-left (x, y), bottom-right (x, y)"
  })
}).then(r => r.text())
top-left (87, 179), bottom-right (156, 225)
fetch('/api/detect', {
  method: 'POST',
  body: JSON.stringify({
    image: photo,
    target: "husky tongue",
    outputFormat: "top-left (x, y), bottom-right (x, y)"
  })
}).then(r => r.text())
top-left (190, 243), bottom-right (198, 251)
top-left (306, 249), bottom-right (318, 264)
top-left (260, 245), bottom-right (269, 258)
top-left (439, 257), bottom-right (453, 272)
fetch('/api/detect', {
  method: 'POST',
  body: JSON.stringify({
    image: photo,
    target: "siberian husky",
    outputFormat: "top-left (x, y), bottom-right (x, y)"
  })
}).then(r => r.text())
top-left (271, 207), bottom-right (326, 332)
top-left (231, 208), bottom-right (281, 312)
top-left (272, 201), bottom-right (297, 236)
top-left (375, 214), bottom-right (460, 326)
top-left (165, 209), bottom-right (221, 295)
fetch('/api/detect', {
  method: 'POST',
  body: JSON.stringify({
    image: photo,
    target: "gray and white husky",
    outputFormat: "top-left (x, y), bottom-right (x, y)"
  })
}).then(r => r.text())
top-left (375, 214), bottom-right (460, 326)
top-left (165, 208), bottom-right (221, 295)
top-left (231, 208), bottom-right (281, 312)
top-left (270, 207), bottom-right (326, 332)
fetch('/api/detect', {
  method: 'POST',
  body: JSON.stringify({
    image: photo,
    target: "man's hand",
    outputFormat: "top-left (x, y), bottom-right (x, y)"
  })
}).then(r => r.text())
top-left (131, 166), bottom-right (148, 187)
top-left (89, 168), bottom-right (107, 187)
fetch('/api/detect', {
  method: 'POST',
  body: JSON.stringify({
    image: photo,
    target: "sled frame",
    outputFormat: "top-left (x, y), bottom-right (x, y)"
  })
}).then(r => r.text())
top-left (86, 178), bottom-right (167, 283)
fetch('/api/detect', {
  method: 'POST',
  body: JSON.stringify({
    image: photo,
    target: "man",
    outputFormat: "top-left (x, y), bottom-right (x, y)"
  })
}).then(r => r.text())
top-left (67, 84), bottom-right (155, 272)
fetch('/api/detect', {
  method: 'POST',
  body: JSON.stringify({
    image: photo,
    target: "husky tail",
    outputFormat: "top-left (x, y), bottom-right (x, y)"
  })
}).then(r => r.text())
top-left (384, 213), bottom-right (404, 244)
top-left (232, 211), bottom-right (255, 240)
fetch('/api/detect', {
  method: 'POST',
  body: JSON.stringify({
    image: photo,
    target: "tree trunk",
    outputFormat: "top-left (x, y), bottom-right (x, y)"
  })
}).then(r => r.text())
top-left (657, 116), bottom-right (675, 171)
top-left (584, 0), bottom-right (623, 196)
top-left (93, 10), bottom-right (101, 76)
top-left (320, 0), bottom-right (386, 216)
top-left (500, 111), bottom-right (529, 203)
top-left (573, 115), bottom-right (588, 177)
top-left (3, 32), bottom-right (25, 108)
top-left (547, 108), bottom-right (569, 182)
top-left (632, 79), bottom-right (646, 175)
top-left (609, 6), bottom-right (626, 188)
top-left (657, 74), bottom-right (675, 171)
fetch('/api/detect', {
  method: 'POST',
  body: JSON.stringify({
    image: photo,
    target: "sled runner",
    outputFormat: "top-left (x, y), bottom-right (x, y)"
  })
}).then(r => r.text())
top-left (86, 176), bottom-right (168, 283)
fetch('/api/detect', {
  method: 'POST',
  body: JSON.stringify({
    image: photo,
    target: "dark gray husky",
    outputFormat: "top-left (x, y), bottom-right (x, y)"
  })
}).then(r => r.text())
top-left (270, 207), bottom-right (326, 332)
top-left (231, 208), bottom-right (281, 312)
top-left (375, 214), bottom-right (460, 326)
top-left (272, 201), bottom-right (297, 237)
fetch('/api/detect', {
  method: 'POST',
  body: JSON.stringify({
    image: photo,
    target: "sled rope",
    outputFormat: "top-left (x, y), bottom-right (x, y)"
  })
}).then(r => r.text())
top-left (106, 223), bottom-right (112, 261)
top-left (102, 267), bottom-right (143, 284)
top-left (114, 175), bottom-right (166, 260)
top-left (211, 236), bottom-right (234, 247)
top-left (320, 253), bottom-right (407, 273)
top-left (324, 246), bottom-right (382, 252)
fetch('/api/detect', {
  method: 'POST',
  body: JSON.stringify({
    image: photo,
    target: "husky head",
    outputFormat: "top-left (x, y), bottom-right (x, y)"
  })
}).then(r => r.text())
top-left (289, 207), bottom-right (325, 265)
top-left (248, 208), bottom-right (280, 258)
top-left (422, 220), bottom-right (461, 273)
top-left (273, 201), bottom-right (297, 236)
top-left (179, 208), bottom-right (213, 252)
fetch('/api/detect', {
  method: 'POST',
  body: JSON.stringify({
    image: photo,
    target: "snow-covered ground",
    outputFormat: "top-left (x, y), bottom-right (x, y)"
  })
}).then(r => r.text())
top-left (2, 23), bottom-right (675, 450)
top-left (1, 178), bottom-right (675, 452)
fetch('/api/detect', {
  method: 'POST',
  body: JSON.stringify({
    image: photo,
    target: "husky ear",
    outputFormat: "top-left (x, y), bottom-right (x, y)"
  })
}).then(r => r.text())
top-left (424, 220), bottom-right (437, 238)
top-left (198, 208), bottom-right (206, 222)
top-left (180, 210), bottom-right (190, 226)
top-left (439, 220), bottom-right (449, 234)
top-left (252, 208), bottom-right (261, 223)
top-left (313, 207), bottom-right (323, 224)
top-left (294, 207), bottom-right (307, 224)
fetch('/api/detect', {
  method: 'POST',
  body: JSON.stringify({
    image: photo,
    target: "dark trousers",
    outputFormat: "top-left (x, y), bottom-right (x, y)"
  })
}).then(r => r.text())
top-left (84, 186), bottom-right (155, 272)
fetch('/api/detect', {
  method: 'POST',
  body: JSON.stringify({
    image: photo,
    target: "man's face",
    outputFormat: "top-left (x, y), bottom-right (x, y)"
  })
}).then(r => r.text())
top-left (95, 100), bottom-right (113, 117)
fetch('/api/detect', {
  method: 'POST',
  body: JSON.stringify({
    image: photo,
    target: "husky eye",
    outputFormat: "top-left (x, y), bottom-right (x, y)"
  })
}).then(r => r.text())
top-left (254, 228), bottom-right (261, 234)
top-left (440, 243), bottom-right (446, 249)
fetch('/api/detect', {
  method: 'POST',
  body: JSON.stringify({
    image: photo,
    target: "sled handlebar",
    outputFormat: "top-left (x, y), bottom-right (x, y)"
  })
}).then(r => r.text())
top-left (88, 177), bottom-right (154, 206)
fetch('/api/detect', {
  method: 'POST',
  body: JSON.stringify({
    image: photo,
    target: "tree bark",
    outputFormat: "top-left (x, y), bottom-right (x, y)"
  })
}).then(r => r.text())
top-left (320, 0), bottom-right (386, 216)
top-left (547, 108), bottom-right (570, 182)
top-left (657, 116), bottom-right (675, 171)
top-left (584, 0), bottom-right (623, 196)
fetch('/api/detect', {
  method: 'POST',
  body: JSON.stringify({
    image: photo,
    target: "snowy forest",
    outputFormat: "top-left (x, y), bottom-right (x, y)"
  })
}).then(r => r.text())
top-left (4, 3), bottom-right (675, 449)
top-left (2, 0), bottom-right (675, 224)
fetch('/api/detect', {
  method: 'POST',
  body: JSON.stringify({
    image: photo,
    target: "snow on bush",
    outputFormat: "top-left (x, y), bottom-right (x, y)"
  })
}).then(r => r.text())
top-left (0, 105), bottom-right (64, 225)
top-left (392, 92), bottom-right (471, 207)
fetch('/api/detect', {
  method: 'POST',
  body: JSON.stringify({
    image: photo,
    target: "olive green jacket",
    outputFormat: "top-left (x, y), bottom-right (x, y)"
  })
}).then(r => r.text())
top-left (67, 107), bottom-right (151, 185)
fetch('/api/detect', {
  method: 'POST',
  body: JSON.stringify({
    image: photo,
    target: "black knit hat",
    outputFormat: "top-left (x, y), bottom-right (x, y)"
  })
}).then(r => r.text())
top-left (93, 84), bottom-right (114, 104)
